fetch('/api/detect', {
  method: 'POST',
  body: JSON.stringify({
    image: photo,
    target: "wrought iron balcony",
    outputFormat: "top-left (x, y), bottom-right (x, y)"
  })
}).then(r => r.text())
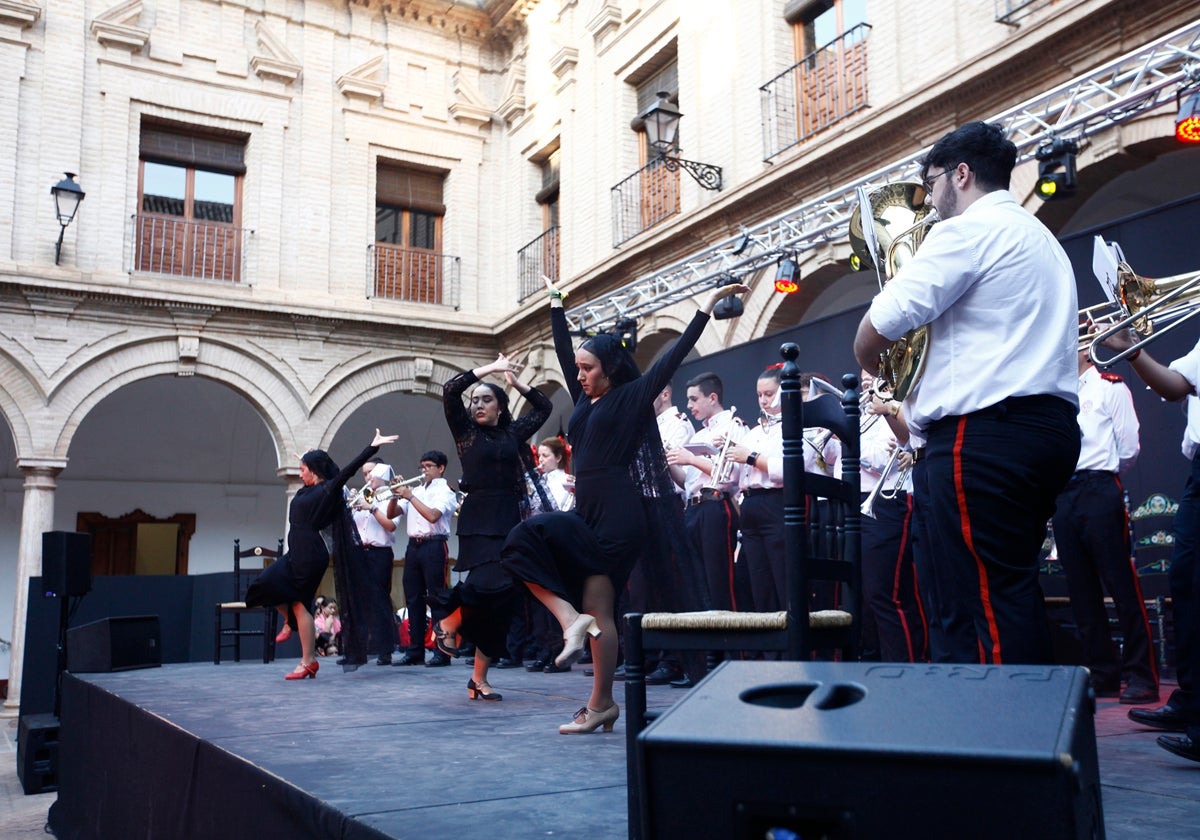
top-left (130, 213), bottom-right (251, 284)
top-left (610, 156), bottom-right (681, 247)
top-left (760, 23), bottom-right (871, 162)
top-left (517, 225), bottom-right (560, 301)
top-left (370, 242), bottom-right (461, 308)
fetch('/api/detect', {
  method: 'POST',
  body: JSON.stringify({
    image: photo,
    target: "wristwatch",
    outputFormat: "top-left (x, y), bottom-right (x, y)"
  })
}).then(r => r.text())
top-left (747, 452), bottom-right (759, 468)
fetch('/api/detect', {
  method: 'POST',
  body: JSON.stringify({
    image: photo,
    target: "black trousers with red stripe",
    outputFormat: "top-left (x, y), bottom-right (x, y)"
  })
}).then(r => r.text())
top-left (923, 395), bottom-right (1080, 665)
top-left (861, 490), bottom-right (928, 662)
top-left (684, 497), bottom-right (739, 611)
top-left (1051, 470), bottom-right (1158, 692)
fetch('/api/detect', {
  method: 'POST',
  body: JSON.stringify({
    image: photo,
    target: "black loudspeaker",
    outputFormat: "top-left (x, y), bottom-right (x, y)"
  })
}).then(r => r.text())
top-left (637, 661), bottom-right (1102, 839)
top-left (17, 713), bottom-right (60, 794)
top-left (67, 615), bottom-right (162, 673)
top-left (41, 531), bottom-right (92, 598)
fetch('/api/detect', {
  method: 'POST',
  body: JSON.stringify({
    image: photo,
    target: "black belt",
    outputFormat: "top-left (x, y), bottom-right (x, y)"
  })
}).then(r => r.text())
top-left (911, 447), bottom-right (924, 464)
top-left (409, 535), bottom-right (448, 543)
top-left (363, 544), bottom-right (391, 550)
top-left (743, 487), bottom-right (782, 498)
top-left (688, 488), bottom-right (730, 505)
top-left (1068, 469), bottom-right (1116, 484)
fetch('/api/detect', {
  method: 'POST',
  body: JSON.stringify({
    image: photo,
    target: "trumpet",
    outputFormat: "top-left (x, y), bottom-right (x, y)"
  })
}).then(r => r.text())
top-left (705, 407), bottom-right (742, 489)
top-left (348, 475), bottom-right (423, 508)
top-left (860, 447), bottom-right (912, 519)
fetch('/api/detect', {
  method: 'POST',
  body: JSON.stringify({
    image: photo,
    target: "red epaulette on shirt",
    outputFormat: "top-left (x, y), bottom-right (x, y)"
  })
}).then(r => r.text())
top-left (1100, 371), bottom-right (1124, 384)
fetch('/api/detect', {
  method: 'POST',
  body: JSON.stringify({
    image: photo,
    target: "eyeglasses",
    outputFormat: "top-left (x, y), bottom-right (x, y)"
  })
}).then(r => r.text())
top-left (921, 166), bottom-right (956, 192)
top-left (419, 462), bottom-right (440, 470)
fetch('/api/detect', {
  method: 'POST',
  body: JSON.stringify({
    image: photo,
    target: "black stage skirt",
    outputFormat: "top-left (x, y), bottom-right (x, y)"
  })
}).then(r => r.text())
top-left (434, 534), bottom-right (516, 660)
top-left (501, 466), bottom-right (646, 608)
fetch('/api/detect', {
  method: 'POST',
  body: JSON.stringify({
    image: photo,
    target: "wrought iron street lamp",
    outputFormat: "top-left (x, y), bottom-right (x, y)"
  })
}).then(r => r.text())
top-left (50, 172), bottom-right (85, 265)
top-left (639, 92), bottom-right (723, 191)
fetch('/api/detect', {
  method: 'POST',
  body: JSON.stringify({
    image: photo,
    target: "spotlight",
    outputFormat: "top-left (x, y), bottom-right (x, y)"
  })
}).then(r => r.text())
top-left (712, 275), bottom-right (744, 320)
top-left (1177, 88), bottom-right (1200, 144)
top-left (1034, 138), bottom-right (1078, 201)
top-left (612, 317), bottom-right (637, 352)
top-left (774, 256), bottom-right (800, 294)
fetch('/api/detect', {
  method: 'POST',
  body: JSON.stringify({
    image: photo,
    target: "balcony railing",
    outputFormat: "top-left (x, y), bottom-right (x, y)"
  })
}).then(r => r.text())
top-left (994, 0), bottom-right (1052, 24)
top-left (370, 242), bottom-right (461, 308)
top-left (760, 23), bottom-right (871, 162)
top-left (611, 156), bottom-right (681, 247)
top-left (517, 225), bottom-right (560, 301)
top-left (131, 213), bottom-right (251, 284)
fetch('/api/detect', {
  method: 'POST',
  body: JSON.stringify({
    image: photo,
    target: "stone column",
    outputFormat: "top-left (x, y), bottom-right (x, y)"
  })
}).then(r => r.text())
top-left (3, 459), bottom-right (67, 717)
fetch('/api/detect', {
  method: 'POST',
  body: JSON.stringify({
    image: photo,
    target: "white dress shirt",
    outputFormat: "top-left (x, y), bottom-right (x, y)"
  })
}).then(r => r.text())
top-left (869, 190), bottom-right (1079, 432)
top-left (683, 408), bottom-right (746, 497)
top-left (1169, 340), bottom-right (1200, 460)
top-left (860, 413), bottom-right (911, 494)
top-left (542, 468), bottom-right (576, 511)
top-left (395, 477), bottom-right (457, 539)
top-left (1074, 365), bottom-right (1139, 473)
top-left (658, 406), bottom-right (697, 497)
top-left (738, 415), bottom-right (784, 491)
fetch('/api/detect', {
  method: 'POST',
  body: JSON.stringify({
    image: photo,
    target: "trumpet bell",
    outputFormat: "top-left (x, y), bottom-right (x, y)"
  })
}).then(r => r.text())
top-left (1087, 262), bottom-right (1200, 365)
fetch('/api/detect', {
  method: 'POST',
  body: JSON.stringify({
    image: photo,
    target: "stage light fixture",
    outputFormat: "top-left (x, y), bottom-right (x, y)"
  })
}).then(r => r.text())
top-left (1034, 138), bottom-right (1078, 201)
top-left (712, 275), bottom-right (744, 320)
top-left (612, 317), bottom-right (638, 352)
top-left (774, 256), bottom-right (800, 294)
top-left (1177, 88), bottom-right (1200, 144)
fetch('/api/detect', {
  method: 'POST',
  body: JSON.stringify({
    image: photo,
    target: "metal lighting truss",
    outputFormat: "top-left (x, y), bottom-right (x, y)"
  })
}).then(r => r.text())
top-left (565, 17), bottom-right (1200, 333)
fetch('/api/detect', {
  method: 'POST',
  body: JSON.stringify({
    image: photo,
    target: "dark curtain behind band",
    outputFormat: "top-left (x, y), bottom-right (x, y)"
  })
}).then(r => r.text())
top-left (673, 191), bottom-right (1200, 603)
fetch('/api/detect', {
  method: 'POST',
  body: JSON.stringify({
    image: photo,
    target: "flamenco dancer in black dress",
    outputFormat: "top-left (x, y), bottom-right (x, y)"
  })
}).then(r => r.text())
top-left (435, 355), bottom-right (553, 700)
top-left (246, 429), bottom-right (398, 679)
top-left (501, 279), bottom-right (749, 733)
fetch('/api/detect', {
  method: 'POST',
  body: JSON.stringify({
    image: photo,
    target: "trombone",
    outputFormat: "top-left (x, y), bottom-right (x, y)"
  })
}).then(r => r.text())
top-left (1086, 259), bottom-right (1200, 366)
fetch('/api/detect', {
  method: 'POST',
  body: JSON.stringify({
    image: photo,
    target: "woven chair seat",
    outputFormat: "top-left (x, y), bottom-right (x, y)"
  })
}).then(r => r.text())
top-left (809, 609), bottom-right (852, 628)
top-left (642, 610), bottom-right (787, 631)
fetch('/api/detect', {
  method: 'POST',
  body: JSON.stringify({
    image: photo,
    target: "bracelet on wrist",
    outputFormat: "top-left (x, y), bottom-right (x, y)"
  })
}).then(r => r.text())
top-left (1128, 347), bottom-right (1142, 362)
top-left (548, 289), bottom-right (565, 301)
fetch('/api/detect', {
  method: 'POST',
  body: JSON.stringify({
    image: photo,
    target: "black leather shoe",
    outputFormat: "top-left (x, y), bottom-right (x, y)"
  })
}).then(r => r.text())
top-left (1157, 734), bottom-right (1200, 762)
top-left (645, 665), bottom-right (682, 685)
top-left (392, 653), bottom-right (424, 666)
top-left (375, 654), bottom-right (392, 666)
top-left (1119, 685), bottom-right (1160, 705)
top-left (425, 654), bottom-right (451, 668)
top-left (494, 657), bottom-right (521, 669)
top-left (543, 662), bottom-right (572, 673)
top-left (524, 659), bottom-right (548, 672)
top-left (669, 676), bottom-right (694, 689)
top-left (1128, 702), bottom-right (1187, 731)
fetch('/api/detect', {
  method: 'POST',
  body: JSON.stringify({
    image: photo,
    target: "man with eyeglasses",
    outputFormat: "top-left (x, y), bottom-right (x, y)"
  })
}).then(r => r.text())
top-left (853, 121), bottom-right (1080, 666)
top-left (388, 451), bottom-right (459, 667)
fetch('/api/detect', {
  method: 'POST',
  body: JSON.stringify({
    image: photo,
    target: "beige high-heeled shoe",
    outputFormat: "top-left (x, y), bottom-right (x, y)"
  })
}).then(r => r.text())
top-left (555, 614), bottom-right (601, 668)
top-left (559, 704), bottom-right (619, 734)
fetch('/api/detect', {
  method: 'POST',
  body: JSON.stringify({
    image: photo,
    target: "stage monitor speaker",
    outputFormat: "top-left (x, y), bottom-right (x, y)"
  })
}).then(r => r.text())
top-left (17, 713), bottom-right (60, 795)
top-left (636, 661), bottom-right (1102, 840)
top-left (67, 615), bottom-right (162, 673)
top-left (41, 531), bottom-right (92, 598)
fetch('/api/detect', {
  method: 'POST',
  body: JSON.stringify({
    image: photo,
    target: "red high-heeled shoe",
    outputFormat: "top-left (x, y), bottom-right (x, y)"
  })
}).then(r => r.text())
top-left (275, 624), bottom-right (293, 644)
top-left (284, 660), bottom-right (318, 680)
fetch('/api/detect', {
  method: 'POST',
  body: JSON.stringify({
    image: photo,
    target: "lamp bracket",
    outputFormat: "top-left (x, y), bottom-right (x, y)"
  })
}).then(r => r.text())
top-left (659, 152), bottom-right (722, 191)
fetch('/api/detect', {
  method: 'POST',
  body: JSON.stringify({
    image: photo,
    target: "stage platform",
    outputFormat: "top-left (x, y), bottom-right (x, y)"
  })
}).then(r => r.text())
top-left (31, 658), bottom-right (1200, 839)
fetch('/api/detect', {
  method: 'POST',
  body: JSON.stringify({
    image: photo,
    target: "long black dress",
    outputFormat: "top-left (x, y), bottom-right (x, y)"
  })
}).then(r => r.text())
top-left (246, 445), bottom-right (381, 662)
top-left (441, 371), bottom-right (552, 658)
top-left (501, 308), bottom-right (711, 603)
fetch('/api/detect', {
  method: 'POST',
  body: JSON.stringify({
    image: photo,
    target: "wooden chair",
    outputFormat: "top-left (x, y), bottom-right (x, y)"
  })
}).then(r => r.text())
top-left (623, 345), bottom-right (862, 838)
top-left (214, 538), bottom-right (283, 664)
